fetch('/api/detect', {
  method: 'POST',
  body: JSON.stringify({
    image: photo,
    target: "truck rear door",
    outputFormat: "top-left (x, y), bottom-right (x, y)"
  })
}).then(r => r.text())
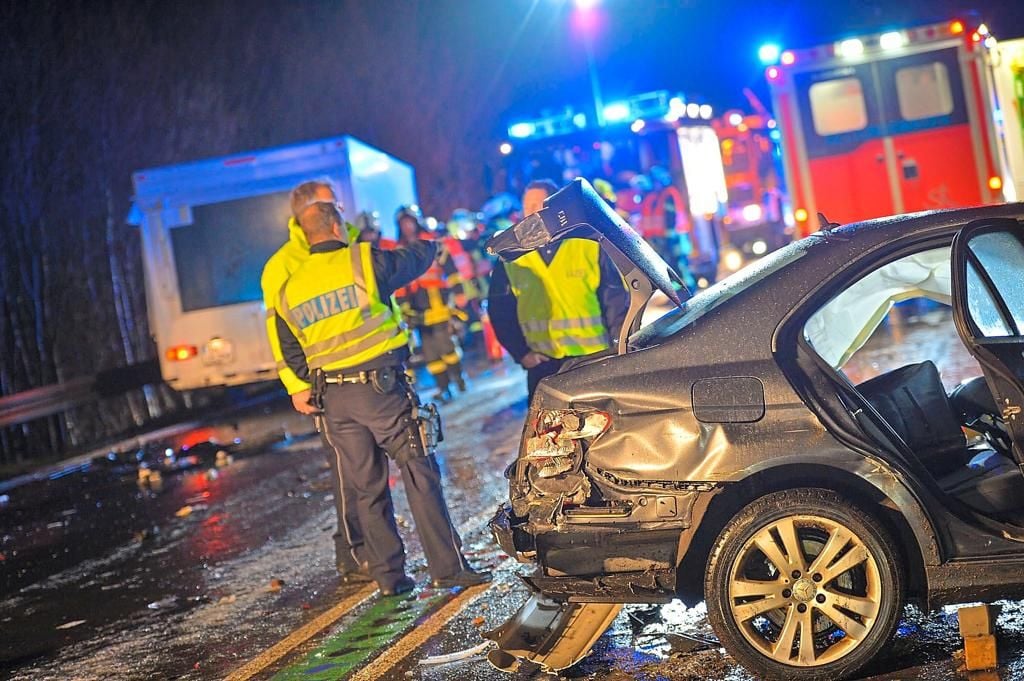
top-left (794, 63), bottom-right (897, 223)
top-left (875, 47), bottom-right (983, 212)
top-left (793, 46), bottom-right (986, 224)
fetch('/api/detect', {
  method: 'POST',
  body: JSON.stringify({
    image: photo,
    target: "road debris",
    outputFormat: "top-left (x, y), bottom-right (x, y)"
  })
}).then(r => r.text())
top-left (268, 578), bottom-right (285, 592)
top-left (959, 604), bottom-right (1001, 671)
top-left (418, 640), bottom-right (493, 666)
top-left (55, 620), bottom-right (87, 630)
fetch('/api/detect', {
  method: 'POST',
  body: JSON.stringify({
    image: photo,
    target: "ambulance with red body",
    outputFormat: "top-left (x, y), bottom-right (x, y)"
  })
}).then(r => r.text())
top-left (766, 19), bottom-right (1012, 237)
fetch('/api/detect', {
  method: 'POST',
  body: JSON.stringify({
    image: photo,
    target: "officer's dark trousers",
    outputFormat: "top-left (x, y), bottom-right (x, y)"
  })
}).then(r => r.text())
top-left (319, 429), bottom-right (366, 571)
top-left (319, 380), bottom-right (466, 590)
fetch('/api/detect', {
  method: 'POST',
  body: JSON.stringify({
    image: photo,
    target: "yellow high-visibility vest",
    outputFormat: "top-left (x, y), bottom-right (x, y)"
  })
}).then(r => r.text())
top-left (276, 242), bottom-right (408, 380)
top-left (261, 219), bottom-right (364, 394)
top-left (260, 218), bottom-right (313, 394)
top-left (505, 238), bottom-right (610, 359)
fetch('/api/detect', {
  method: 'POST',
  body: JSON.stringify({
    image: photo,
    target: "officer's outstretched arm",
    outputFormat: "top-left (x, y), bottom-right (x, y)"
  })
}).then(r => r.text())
top-left (374, 239), bottom-right (438, 295)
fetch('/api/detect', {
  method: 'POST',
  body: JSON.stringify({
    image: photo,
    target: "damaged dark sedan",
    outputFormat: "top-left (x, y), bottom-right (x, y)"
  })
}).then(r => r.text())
top-left (485, 179), bottom-right (1024, 680)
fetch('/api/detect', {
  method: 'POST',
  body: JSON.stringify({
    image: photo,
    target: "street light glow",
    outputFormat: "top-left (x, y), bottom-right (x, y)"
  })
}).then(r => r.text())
top-left (499, 142), bottom-right (513, 155)
top-left (758, 43), bottom-right (781, 65)
top-left (603, 102), bottom-right (630, 123)
top-left (508, 122), bottom-right (535, 139)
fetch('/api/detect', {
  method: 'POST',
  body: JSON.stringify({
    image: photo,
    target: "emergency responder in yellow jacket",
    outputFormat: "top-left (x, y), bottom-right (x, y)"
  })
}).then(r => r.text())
top-left (259, 180), bottom-right (368, 583)
top-left (487, 180), bottom-right (629, 399)
top-left (395, 207), bottom-right (466, 402)
top-left (273, 195), bottom-right (490, 596)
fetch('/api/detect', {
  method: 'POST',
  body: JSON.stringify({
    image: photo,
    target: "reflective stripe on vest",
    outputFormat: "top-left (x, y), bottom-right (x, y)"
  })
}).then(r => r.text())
top-left (277, 243), bottom-right (409, 371)
top-left (505, 239), bottom-right (610, 359)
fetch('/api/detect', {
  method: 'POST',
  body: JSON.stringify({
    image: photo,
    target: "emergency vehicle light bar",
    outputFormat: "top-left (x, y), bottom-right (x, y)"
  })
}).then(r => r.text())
top-left (766, 19), bottom-right (984, 69)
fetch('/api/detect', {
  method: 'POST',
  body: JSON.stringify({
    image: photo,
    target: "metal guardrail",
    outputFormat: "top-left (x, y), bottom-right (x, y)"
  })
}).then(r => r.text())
top-left (0, 376), bottom-right (97, 428)
top-left (0, 360), bottom-right (162, 428)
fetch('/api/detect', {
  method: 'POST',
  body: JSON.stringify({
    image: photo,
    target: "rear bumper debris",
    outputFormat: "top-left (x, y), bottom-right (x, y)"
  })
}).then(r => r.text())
top-left (482, 588), bottom-right (622, 674)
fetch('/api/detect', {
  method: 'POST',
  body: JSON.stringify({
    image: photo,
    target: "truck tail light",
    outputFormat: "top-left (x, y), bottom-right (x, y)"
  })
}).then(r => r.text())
top-left (166, 345), bottom-right (198, 361)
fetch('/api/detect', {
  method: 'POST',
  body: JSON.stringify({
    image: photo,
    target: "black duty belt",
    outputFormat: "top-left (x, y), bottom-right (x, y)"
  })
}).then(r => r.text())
top-left (323, 366), bottom-right (401, 389)
top-left (324, 371), bottom-right (372, 384)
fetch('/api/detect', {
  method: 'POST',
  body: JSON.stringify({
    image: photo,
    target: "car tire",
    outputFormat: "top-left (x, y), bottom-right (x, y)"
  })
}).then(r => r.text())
top-left (704, 488), bottom-right (903, 681)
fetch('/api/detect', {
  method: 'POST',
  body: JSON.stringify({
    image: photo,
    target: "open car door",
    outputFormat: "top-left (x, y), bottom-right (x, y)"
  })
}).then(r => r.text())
top-left (951, 218), bottom-right (1024, 465)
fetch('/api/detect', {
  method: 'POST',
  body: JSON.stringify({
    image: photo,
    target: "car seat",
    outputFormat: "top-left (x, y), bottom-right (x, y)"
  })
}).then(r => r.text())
top-left (858, 363), bottom-right (1024, 517)
top-left (857, 361), bottom-right (968, 477)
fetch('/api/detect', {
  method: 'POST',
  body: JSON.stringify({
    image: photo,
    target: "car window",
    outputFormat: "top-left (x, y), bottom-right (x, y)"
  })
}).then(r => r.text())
top-left (809, 78), bottom-right (868, 136)
top-left (967, 230), bottom-right (1024, 334)
top-left (966, 261), bottom-right (1013, 338)
top-left (895, 62), bottom-right (954, 121)
top-left (803, 246), bottom-right (983, 389)
top-left (804, 248), bottom-right (952, 368)
top-left (631, 238), bottom-right (811, 348)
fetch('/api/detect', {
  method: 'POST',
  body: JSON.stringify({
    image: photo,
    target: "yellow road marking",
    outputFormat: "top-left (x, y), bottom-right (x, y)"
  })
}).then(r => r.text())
top-left (350, 559), bottom-right (514, 680)
top-left (224, 583), bottom-right (377, 681)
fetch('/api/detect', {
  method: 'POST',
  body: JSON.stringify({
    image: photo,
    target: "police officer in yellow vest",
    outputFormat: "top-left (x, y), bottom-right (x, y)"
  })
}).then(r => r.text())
top-left (273, 195), bottom-right (490, 596)
top-left (260, 180), bottom-right (369, 584)
top-left (487, 179), bottom-right (628, 399)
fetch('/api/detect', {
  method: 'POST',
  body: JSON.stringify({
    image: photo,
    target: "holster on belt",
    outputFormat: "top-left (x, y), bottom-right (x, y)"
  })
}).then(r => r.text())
top-left (310, 369), bottom-right (326, 411)
top-left (391, 377), bottom-right (445, 464)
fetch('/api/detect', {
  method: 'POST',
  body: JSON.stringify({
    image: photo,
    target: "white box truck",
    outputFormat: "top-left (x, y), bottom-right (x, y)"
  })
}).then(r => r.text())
top-left (130, 135), bottom-right (418, 391)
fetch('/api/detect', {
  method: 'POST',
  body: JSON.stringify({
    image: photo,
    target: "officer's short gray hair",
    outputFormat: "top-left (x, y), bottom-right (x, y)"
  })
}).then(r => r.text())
top-left (290, 179), bottom-right (335, 223)
top-left (298, 202), bottom-right (342, 241)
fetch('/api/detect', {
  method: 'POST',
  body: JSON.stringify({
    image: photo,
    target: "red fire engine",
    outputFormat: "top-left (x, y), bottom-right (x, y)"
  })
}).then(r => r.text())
top-left (766, 19), bottom-right (1010, 237)
top-left (712, 105), bottom-right (790, 270)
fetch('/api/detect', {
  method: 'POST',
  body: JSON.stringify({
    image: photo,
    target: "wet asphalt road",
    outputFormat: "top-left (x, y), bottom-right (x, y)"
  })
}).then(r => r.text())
top-left (3, 314), bottom-right (1024, 680)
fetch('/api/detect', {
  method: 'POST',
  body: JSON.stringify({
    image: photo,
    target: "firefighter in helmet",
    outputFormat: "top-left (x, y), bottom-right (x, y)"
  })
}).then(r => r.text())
top-left (394, 205), bottom-right (467, 402)
top-left (354, 210), bottom-right (383, 248)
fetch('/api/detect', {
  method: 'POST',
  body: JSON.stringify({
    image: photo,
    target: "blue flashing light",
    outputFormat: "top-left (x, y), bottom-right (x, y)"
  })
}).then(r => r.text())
top-left (508, 122), bottom-right (536, 139)
top-left (758, 43), bottom-right (781, 65)
top-left (769, 129), bottom-right (781, 141)
top-left (603, 102), bottom-right (631, 123)
top-left (572, 112), bottom-right (587, 128)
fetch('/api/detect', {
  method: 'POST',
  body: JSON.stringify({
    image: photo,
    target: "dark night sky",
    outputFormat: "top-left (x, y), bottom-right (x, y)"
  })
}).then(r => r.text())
top-left (3, 0), bottom-right (1023, 213)
top-left (17, 0), bottom-right (1020, 208)
top-left (480, 0), bottom-right (1023, 130)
